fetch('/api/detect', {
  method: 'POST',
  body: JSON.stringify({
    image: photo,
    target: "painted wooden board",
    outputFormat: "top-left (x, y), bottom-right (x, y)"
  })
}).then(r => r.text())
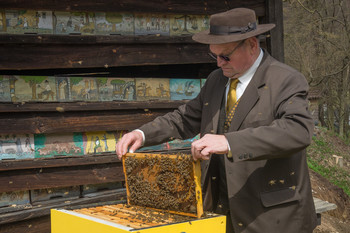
top-left (134, 14), bottom-right (169, 36)
top-left (0, 75), bottom-right (11, 102)
top-left (70, 77), bottom-right (98, 101)
top-left (83, 131), bottom-right (119, 154)
top-left (170, 79), bottom-right (200, 100)
top-left (0, 190), bottom-right (30, 208)
top-left (13, 76), bottom-right (56, 102)
top-left (54, 11), bottom-right (95, 35)
top-left (31, 186), bottom-right (80, 203)
top-left (5, 10), bottom-right (53, 34)
top-left (200, 78), bottom-right (206, 88)
top-left (170, 14), bottom-right (208, 36)
top-left (56, 77), bottom-right (71, 101)
top-left (122, 152), bottom-right (203, 218)
top-left (97, 78), bottom-right (136, 101)
top-left (95, 12), bottom-right (134, 35)
top-left (34, 133), bottom-right (84, 158)
top-left (136, 78), bottom-right (170, 101)
top-left (0, 134), bottom-right (35, 160)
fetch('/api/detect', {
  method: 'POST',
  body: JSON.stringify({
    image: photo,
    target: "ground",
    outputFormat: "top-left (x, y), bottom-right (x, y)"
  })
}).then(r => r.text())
top-left (308, 127), bottom-right (350, 232)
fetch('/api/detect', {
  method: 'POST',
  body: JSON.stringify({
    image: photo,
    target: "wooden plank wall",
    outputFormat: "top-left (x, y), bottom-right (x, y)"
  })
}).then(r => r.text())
top-left (0, 1), bottom-right (283, 232)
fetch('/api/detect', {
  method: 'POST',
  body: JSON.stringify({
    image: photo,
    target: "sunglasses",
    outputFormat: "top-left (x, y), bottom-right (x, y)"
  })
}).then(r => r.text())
top-left (208, 39), bottom-right (246, 62)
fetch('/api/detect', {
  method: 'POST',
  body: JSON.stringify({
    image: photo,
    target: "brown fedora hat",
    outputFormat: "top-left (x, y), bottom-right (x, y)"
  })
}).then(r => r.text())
top-left (192, 8), bottom-right (275, 44)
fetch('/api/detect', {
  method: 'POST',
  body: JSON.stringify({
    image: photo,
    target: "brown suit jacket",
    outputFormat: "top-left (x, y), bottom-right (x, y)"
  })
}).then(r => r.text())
top-left (139, 51), bottom-right (317, 233)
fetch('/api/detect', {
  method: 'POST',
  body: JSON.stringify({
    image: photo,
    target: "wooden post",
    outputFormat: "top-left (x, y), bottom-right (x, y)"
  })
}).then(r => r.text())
top-left (332, 155), bottom-right (344, 167)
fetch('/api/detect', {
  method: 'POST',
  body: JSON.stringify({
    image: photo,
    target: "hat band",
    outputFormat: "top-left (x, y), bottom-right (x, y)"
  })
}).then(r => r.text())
top-left (209, 22), bottom-right (257, 35)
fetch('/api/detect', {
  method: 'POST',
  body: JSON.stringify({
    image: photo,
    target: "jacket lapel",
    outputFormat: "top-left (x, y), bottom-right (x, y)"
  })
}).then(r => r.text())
top-left (229, 51), bottom-right (272, 131)
top-left (210, 74), bottom-right (229, 134)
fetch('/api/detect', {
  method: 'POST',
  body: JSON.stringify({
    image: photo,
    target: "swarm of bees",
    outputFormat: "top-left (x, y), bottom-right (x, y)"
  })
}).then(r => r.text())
top-left (124, 153), bottom-right (197, 214)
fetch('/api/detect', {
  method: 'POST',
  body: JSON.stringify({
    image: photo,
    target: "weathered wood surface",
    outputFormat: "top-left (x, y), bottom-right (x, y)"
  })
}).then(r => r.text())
top-left (0, 100), bottom-right (186, 113)
top-left (0, 216), bottom-right (51, 233)
top-left (0, 161), bottom-right (124, 193)
top-left (0, 43), bottom-right (212, 70)
top-left (0, 189), bottom-right (126, 225)
top-left (0, 109), bottom-right (170, 134)
top-left (0, 0), bottom-right (265, 15)
top-left (0, 154), bottom-right (119, 171)
top-left (0, 34), bottom-right (197, 45)
top-left (265, 0), bottom-right (284, 62)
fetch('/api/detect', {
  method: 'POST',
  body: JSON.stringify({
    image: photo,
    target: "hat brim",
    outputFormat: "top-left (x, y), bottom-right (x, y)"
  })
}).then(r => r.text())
top-left (192, 24), bottom-right (276, 44)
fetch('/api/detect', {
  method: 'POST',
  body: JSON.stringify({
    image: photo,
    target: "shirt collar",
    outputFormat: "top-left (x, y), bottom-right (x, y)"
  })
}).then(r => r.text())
top-left (225, 49), bottom-right (264, 87)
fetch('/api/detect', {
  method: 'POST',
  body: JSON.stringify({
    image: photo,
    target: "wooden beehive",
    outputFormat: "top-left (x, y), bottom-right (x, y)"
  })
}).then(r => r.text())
top-left (51, 152), bottom-right (226, 232)
top-left (122, 152), bottom-right (203, 218)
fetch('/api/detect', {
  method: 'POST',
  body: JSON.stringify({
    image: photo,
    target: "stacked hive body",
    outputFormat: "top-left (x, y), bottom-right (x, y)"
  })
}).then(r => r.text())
top-left (51, 152), bottom-right (226, 233)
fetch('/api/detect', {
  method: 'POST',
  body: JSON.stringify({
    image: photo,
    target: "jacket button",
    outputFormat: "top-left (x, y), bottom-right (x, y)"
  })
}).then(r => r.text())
top-left (239, 155), bottom-right (243, 159)
top-left (248, 153), bottom-right (253, 158)
top-left (244, 153), bottom-right (248, 159)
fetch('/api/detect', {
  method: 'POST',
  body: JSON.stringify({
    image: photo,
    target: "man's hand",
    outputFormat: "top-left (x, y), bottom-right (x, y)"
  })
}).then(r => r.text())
top-left (191, 134), bottom-right (229, 161)
top-left (116, 131), bottom-right (143, 160)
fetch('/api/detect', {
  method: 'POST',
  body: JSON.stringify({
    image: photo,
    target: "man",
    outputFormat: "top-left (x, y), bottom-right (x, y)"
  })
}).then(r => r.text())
top-left (116, 8), bottom-right (317, 233)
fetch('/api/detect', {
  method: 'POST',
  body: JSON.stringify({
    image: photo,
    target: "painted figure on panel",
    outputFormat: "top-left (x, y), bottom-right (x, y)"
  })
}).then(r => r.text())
top-left (54, 12), bottom-right (95, 35)
top-left (0, 134), bottom-right (35, 160)
top-left (70, 77), bottom-right (98, 101)
top-left (95, 13), bottom-right (134, 35)
top-left (84, 131), bottom-right (120, 154)
top-left (56, 77), bottom-right (70, 101)
top-left (136, 78), bottom-right (170, 101)
top-left (5, 10), bottom-right (53, 34)
top-left (135, 14), bottom-right (169, 35)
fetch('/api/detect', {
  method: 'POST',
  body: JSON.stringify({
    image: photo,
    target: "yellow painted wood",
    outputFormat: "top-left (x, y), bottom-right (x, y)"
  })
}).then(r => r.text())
top-left (51, 209), bottom-right (130, 233)
top-left (193, 159), bottom-right (203, 218)
top-left (137, 215), bottom-right (226, 233)
top-left (51, 209), bottom-right (226, 233)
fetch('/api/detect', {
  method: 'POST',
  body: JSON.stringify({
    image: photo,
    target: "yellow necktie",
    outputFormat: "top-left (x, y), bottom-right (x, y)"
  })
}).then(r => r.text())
top-left (227, 78), bottom-right (239, 113)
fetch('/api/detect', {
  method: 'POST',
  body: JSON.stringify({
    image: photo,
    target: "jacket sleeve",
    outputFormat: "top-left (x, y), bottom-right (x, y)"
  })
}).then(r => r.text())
top-left (225, 67), bottom-right (314, 162)
top-left (138, 81), bottom-right (207, 147)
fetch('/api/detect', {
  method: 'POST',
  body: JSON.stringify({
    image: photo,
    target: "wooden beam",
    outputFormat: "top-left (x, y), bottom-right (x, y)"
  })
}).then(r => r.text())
top-left (0, 189), bottom-right (126, 225)
top-left (0, 100), bottom-right (186, 113)
top-left (0, 216), bottom-right (51, 233)
top-left (0, 34), bottom-right (196, 45)
top-left (0, 0), bottom-right (265, 15)
top-left (0, 154), bottom-right (119, 171)
top-left (0, 43), bottom-right (212, 70)
top-left (0, 162), bottom-right (124, 192)
top-left (265, 0), bottom-right (284, 62)
top-left (0, 109), bottom-right (170, 134)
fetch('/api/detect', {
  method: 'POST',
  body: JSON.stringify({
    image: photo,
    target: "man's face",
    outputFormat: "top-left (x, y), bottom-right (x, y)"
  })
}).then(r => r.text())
top-left (209, 39), bottom-right (256, 79)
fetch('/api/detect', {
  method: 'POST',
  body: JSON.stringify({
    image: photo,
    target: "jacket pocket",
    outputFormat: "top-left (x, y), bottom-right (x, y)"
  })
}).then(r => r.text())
top-left (260, 187), bottom-right (301, 208)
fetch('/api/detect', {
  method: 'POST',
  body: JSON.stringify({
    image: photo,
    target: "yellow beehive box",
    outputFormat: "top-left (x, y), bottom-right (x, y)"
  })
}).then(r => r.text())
top-left (51, 152), bottom-right (226, 232)
top-left (51, 205), bottom-right (226, 233)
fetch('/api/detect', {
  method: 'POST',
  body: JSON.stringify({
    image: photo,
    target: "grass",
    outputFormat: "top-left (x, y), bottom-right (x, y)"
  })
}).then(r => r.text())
top-left (307, 127), bottom-right (350, 197)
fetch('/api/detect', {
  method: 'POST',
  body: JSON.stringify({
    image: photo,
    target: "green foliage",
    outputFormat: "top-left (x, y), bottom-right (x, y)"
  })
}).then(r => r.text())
top-left (97, 78), bottom-right (108, 86)
top-left (110, 79), bottom-right (126, 85)
top-left (307, 158), bottom-right (350, 196)
top-left (21, 76), bottom-right (47, 86)
top-left (70, 77), bottom-right (84, 85)
top-left (307, 127), bottom-right (350, 197)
